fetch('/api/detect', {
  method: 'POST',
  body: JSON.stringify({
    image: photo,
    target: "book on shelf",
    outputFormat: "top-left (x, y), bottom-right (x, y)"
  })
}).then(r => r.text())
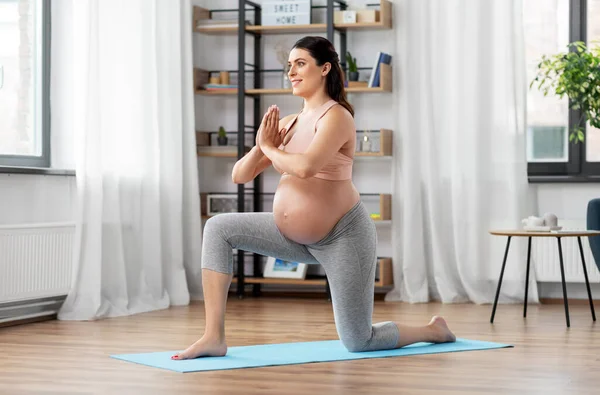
top-left (201, 83), bottom-right (238, 92)
top-left (367, 52), bottom-right (392, 88)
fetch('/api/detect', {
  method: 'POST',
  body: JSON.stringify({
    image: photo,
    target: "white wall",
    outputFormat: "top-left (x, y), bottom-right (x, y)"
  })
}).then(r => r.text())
top-left (0, 174), bottom-right (76, 225)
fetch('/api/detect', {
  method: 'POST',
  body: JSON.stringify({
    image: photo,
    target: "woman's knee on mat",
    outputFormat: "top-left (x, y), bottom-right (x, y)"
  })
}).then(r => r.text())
top-left (339, 331), bottom-right (372, 353)
top-left (339, 321), bottom-right (400, 352)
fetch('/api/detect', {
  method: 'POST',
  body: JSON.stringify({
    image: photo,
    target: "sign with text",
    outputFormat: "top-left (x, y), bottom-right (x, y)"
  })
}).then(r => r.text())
top-left (262, 0), bottom-right (312, 26)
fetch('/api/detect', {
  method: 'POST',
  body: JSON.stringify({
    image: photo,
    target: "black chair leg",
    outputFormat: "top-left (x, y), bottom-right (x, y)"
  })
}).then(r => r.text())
top-left (524, 237), bottom-right (532, 318)
top-left (577, 237), bottom-right (596, 321)
top-left (491, 236), bottom-right (512, 323)
top-left (557, 237), bottom-right (570, 328)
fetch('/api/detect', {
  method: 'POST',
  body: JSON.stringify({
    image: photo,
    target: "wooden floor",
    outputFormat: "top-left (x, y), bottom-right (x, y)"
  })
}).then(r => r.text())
top-left (1, 296), bottom-right (598, 394)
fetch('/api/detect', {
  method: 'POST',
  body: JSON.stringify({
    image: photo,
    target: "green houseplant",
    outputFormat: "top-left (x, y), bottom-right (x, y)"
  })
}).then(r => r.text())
top-left (531, 41), bottom-right (600, 143)
top-left (217, 126), bottom-right (228, 146)
top-left (345, 51), bottom-right (359, 81)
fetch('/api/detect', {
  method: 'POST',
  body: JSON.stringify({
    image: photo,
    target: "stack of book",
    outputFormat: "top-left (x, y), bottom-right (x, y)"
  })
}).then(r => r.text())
top-left (202, 83), bottom-right (237, 92)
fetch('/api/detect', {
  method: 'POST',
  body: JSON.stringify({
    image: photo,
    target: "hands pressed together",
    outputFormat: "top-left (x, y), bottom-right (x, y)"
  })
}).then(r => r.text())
top-left (256, 105), bottom-right (286, 150)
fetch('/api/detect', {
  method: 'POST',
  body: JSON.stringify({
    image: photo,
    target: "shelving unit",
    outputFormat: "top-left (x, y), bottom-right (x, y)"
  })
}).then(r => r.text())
top-left (193, 0), bottom-right (394, 298)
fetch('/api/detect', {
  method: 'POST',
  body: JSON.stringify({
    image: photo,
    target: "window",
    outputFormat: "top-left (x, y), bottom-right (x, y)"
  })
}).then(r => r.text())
top-left (0, 0), bottom-right (50, 168)
top-left (525, 0), bottom-right (600, 180)
top-left (586, 0), bottom-right (600, 163)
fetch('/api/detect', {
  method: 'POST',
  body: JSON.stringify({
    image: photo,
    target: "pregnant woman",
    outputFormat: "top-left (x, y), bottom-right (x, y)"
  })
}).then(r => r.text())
top-left (173, 36), bottom-right (455, 360)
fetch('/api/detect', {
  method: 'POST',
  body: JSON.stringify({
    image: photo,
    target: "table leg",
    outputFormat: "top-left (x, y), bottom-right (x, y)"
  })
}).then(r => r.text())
top-left (491, 236), bottom-right (512, 323)
top-left (556, 237), bottom-right (570, 328)
top-left (577, 237), bottom-right (596, 321)
top-left (523, 237), bottom-right (532, 318)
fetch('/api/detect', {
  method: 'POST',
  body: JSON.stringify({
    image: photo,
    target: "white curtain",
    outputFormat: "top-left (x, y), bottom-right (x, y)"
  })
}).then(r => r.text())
top-left (388, 0), bottom-right (538, 304)
top-left (57, 0), bottom-right (203, 320)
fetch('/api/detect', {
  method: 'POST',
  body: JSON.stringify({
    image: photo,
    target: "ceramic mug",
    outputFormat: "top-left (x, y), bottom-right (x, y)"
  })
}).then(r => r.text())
top-left (543, 213), bottom-right (558, 227)
top-left (522, 216), bottom-right (545, 227)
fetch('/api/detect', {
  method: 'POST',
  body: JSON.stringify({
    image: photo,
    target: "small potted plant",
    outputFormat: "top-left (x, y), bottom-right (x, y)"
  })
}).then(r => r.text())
top-left (346, 51), bottom-right (359, 81)
top-left (531, 41), bottom-right (600, 143)
top-left (217, 126), bottom-right (228, 146)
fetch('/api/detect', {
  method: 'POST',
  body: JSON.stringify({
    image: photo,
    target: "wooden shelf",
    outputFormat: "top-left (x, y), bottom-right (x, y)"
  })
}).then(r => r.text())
top-left (245, 88), bottom-right (291, 95)
top-left (197, 149), bottom-right (242, 157)
top-left (231, 258), bottom-right (393, 288)
top-left (197, 146), bottom-right (250, 157)
top-left (195, 26), bottom-right (237, 35)
top-left (195, 89), bottom-right (237, 95)
top-left (193, 21), bottom-right (392, 36)
top-left (335, 21), bottom-right (390, 30)
top-left (246, 24), bottom-right (327, 35)
top-left (232, 277), bottom-right (327, 286)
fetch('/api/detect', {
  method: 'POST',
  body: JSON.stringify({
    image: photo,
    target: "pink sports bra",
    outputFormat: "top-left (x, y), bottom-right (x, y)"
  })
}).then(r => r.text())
top-left (280, 100), bottom-right (353, 181)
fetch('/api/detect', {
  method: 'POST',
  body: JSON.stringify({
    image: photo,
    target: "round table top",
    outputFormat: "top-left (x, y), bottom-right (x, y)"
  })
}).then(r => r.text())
top-left (489, 230), bottom-right (600, 237)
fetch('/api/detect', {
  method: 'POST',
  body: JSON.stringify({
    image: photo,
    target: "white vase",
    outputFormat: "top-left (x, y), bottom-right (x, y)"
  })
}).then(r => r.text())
top-left (282, 71), bottom-right (291, 89)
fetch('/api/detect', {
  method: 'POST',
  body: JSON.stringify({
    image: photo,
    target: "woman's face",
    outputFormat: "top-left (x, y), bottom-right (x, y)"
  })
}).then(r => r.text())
top-left (287, 48), bottom-right (329, 97)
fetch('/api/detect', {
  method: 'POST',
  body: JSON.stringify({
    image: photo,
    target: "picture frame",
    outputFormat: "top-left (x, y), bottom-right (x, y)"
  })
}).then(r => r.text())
top-left (264, 256), bottom-right (308, 279)
top-left (207, 194), bottom-right (253, 216)
top-left (262, 0), bottom-right (312, 26)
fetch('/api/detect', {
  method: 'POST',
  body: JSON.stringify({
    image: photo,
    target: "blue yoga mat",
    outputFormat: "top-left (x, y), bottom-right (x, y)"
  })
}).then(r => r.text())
top-left (111, 338), bottom-right (512, 373)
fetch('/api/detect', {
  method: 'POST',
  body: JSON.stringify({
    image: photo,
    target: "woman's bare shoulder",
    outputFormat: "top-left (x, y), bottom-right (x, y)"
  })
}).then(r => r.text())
top-left (319, 104), bottom-right (355, 132)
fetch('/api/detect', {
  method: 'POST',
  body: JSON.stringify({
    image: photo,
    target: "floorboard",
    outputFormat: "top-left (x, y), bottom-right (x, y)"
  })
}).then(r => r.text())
top-left (0, 297), bottom-right (598, 394)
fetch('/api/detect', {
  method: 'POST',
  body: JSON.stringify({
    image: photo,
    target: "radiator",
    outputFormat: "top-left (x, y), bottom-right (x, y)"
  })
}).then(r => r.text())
top-left (0, 223), bottom-right (75, 304)
top-left (532, 220), bottom-right (600, 283)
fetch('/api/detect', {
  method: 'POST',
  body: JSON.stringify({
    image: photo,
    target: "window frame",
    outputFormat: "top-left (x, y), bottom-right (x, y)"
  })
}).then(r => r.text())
top-left (528, 0), bottom-right (600, 182)
top-left (0, 0), bottom-right (51, 168)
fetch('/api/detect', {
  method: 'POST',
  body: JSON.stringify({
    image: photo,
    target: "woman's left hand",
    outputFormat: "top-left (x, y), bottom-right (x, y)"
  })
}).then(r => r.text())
top-left (258, 105), bottom-right (281, 149)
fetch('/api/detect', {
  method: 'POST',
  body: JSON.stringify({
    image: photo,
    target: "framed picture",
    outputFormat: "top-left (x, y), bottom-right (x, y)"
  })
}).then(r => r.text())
top-left (264, 257), bottom-right (308, 279)
top-left (262, 0), bottom-right (312, 26)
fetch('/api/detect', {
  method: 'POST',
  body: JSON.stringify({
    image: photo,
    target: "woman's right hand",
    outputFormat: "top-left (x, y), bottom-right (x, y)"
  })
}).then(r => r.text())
top-left (256, 106), bottom-right (285, 149)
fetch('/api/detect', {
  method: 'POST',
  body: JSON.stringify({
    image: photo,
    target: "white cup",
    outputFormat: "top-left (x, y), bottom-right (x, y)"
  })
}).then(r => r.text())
top-left (522, 216), bottom-right (545, 227)
top-left (543, 213), bottom-right (558, 227)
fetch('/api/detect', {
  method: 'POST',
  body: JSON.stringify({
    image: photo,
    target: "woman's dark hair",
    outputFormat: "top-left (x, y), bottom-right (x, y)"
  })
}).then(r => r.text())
top-left (292, 36), bottom-right (354, 117)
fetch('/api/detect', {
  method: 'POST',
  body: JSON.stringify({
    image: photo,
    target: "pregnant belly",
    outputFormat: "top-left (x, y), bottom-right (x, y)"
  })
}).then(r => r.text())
top-left (273, 175), bottom-right (360, 245)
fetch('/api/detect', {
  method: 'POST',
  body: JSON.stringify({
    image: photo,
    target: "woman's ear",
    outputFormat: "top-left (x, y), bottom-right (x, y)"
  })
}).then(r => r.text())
top-left (321, 62), bottom-right (331, 76)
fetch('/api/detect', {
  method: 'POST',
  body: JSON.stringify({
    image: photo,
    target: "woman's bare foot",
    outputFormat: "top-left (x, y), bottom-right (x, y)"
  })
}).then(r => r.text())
top-left (171, 335), bottom-right (227, 360)
top-left (428, 316), bottom-right (456, 343)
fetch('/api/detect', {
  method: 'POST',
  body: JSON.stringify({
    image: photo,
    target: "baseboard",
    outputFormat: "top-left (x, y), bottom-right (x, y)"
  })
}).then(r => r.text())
top-left (0, 295), bottom-right (65, 328)
top-left (540, 298), bottom-right (600, 305)
top-left (0, 313), bottom-right (57, 328)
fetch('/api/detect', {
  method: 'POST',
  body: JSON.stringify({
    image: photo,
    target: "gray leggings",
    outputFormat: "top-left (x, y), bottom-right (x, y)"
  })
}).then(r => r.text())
top-left (201, 201), bottom-right (400, 352)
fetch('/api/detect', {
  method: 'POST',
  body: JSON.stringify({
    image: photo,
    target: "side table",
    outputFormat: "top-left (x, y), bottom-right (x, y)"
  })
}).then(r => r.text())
top-left (489, 230), bottom-right (600, 327)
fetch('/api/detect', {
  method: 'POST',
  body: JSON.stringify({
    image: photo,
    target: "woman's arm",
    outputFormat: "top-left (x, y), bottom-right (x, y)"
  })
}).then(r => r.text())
top-left (260, 105), bottom-right (353, 179)
top-left (231, 112), bottom-right (295, 184)
top-left (231, 146), bottom-right (270, 184)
